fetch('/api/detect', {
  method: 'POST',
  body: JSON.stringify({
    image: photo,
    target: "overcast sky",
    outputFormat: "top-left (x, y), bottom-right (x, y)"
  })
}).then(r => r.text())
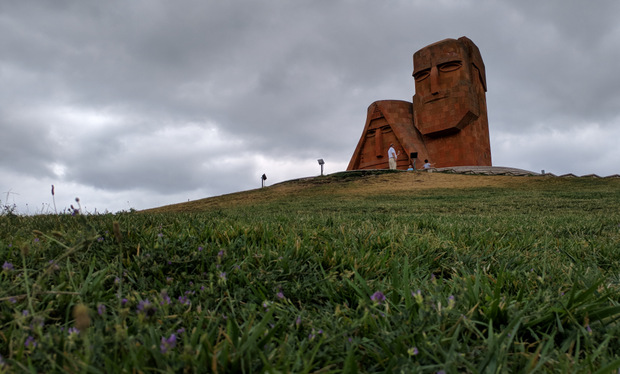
top-left (2, 0), bottom-right (619, 214)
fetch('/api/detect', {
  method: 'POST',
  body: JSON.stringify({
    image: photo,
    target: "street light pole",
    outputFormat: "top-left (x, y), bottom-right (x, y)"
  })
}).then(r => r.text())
top-left (317, 159), bottom-right (325, 176)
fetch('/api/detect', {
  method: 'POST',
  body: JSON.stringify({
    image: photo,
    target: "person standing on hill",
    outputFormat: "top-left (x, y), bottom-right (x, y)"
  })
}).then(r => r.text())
top-left (388, 143), bottom-right (399, 170)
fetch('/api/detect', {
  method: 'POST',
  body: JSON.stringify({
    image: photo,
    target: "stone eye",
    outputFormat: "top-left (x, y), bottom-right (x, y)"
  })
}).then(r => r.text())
top-left (438, 61), bottom-right (462, 72)
top-left (414, 70), bottom-right (430, 82)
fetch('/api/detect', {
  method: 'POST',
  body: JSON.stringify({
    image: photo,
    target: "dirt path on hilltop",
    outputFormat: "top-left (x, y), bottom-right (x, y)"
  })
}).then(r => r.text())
top-left (339, 171), bottom-right (535, 195)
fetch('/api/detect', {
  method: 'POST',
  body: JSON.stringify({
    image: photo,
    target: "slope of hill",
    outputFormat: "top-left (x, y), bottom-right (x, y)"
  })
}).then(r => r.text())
top-left (4, 169), bottom-right (620, 372)
top-left (143, 169), bottom-right (618, 214)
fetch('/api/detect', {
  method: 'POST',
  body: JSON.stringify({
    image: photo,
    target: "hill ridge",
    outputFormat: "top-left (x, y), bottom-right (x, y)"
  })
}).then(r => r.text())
top-left (143, 167), bottom-right (619, 214)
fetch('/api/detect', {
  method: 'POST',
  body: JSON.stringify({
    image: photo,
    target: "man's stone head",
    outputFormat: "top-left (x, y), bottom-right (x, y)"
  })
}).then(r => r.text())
top-left (412, 36), bottom-right (487, 136)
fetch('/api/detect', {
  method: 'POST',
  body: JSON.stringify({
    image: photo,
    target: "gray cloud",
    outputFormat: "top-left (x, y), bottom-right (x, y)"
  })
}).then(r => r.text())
top-left (1, 0), bottom-right (619, 213)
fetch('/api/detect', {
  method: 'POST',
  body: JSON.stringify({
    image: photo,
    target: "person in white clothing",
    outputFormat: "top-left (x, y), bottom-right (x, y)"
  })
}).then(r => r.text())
top-left (388, 143), bottom-right (399, 170)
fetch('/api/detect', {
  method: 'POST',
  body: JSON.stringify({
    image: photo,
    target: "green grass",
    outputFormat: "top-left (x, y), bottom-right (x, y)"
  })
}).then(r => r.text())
top-left (1, 173), bottom-right (619, 373)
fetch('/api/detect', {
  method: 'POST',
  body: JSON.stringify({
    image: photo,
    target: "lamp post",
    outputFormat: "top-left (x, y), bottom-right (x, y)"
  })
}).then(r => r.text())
top-left (261, 174), bottom-right (267, 188)
top-left (317, 159), bottom-right (325, 176)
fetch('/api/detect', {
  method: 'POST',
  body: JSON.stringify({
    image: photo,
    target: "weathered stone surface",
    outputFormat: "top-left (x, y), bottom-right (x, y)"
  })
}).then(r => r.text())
top-left (347, 100), bottom-right (428, 171)
top-left (348, 36), bottom-right (492, 170)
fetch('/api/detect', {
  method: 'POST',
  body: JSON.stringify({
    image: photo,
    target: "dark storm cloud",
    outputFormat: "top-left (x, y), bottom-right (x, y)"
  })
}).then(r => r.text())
top-left (480, 0), bottom-right (620, 131)
top-left (1, 0), bottom-right (619, 213)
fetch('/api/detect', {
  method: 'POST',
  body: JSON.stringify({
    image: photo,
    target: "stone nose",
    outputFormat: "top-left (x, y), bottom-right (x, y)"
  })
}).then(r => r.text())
top-left (430, 66), bottom-right (439, 95)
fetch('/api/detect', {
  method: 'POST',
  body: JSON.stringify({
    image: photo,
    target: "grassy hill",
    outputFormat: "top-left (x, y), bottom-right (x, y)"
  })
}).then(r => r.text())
top-left (2, 170), bottom-right (620, 372)
top-left (144, 169), bottom-right (618, 214)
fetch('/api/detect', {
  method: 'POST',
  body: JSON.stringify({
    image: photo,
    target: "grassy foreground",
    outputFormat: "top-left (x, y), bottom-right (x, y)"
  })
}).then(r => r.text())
top-left (1, 171), bottom-right (620, 373)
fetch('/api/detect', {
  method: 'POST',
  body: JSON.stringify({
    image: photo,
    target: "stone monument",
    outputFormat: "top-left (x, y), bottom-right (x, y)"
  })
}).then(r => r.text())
top-left (347, 36), bottom-right (491, 170)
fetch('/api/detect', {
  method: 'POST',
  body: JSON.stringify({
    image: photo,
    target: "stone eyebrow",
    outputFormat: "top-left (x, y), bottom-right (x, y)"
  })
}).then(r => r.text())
top-left (438, 59), bottom-right (462, 64)
top-left (413, 56), bottom-right (462, 75)
top-left (412, 65), bottom-right (430, 77)
top-left (413, 67), bottom-right (430, 77)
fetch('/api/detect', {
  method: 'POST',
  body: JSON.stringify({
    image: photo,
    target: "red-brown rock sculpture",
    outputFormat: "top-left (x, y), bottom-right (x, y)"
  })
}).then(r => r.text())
top-left (347, 36), bottom-right (491, 170)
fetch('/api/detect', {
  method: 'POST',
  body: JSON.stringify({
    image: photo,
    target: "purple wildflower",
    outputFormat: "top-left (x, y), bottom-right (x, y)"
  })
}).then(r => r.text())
top-left (276, 291), bottom-right (285, 300)
top-left (68, 327), bottom-right (80, 336)
top-left (198, 246), bottom-right (203, 252)
top-left (2, 261), bottom-right (14, 271)
top-left (176, 327), bottom-right (186, 334)
top-left (370, 291), bottom-right (386, 304)
top-left (22, 310), bottom-right (28, 316)
top-left (137, 299), bottom-right (157, 317)
top-left (219, 272), bottom-right (227, 281)
top-left (218, 250), bottom-right (224, 258)
top-left (137, 299), bottom-right (150, 311)
top-left (121, 298), bottom-right (128, 306)
top-left (178, 296), bottom-right (190, 305)
top-left (408, 347), bottom-right (419, 356)
top-left (160, 291), bottom-right (171, 305)
top-left (295, 316), bottom-right (302, 326)
top-left (309, 328), bottom-right (323, 340)
top-left (24, 336), bottom-right (37, 348)
top-left (160, 334), bottom-right (177, 354)
top-left (97, 304), bottom-right (106, 316)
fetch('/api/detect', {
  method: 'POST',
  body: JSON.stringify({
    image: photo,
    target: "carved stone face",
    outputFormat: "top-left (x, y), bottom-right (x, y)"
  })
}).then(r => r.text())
top-left (412, 38), bottom-right (484, 137)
